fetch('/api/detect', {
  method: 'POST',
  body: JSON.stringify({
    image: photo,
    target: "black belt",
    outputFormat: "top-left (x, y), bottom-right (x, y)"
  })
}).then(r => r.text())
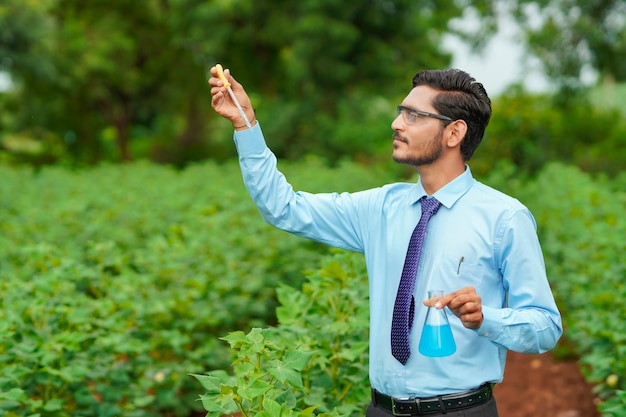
top-left (373, 383), bottom-right (493, 416)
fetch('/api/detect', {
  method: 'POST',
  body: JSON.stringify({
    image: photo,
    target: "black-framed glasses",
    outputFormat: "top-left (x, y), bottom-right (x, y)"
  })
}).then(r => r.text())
top-left (397, 105), bottom-right (453, 124)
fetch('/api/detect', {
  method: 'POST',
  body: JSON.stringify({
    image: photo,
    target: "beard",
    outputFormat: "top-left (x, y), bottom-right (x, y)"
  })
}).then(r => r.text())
top-left (392, 131), bottom-right (444, 166)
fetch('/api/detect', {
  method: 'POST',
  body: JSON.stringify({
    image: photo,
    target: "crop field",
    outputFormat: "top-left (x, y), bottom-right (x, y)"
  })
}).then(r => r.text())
top-left (1, 160), bottom-right (624, 416)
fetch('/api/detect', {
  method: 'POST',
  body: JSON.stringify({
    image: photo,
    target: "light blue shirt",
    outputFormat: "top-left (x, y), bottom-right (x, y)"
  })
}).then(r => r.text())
top-left (233, 123), bottom-right (562, 398)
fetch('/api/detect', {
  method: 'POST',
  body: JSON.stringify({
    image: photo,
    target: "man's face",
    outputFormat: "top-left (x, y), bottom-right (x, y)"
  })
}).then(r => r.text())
top-left (391, 86), bottom-right (447, 166)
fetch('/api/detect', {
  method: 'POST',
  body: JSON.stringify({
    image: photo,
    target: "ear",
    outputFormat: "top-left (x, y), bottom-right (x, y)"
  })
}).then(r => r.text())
top-left (445, 120), bottom-right (468, 148)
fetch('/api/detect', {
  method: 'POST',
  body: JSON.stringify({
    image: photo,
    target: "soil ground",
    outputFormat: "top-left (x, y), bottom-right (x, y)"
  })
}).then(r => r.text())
top-left (495, 351), bottom-right (600, 417)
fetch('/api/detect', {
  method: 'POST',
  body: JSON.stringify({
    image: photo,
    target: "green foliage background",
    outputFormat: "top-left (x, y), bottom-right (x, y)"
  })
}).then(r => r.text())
top-left (1, 0), bottom-right (496, 165)
top-left (0, 158), bottom-right (394, 416)
top-left (1, 1), bottom-right (626, 416)
top-left (2, 159), bottom-right (625, 416)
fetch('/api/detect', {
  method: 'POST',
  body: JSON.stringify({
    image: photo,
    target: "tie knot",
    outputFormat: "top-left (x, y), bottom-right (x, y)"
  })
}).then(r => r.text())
top-left (421, 197), bottom-right (441, 216)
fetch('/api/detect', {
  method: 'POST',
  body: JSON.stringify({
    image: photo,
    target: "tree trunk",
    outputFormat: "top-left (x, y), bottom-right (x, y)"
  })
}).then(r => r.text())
top-left (177, 94), bottom-right (205, 149)
top-left (112, 99), bottom-right (132, 162)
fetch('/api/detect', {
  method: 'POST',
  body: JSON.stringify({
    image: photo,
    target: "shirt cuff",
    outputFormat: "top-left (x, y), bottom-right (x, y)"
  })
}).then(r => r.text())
top-left (233, 122), bottom-right (267, 156)
top-left (475, 305), bottom-right (501, 339)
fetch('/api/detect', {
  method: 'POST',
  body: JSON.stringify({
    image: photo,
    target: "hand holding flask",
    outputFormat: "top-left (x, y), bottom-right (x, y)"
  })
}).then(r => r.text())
top-left (418, 290), bottom-right (456, 357)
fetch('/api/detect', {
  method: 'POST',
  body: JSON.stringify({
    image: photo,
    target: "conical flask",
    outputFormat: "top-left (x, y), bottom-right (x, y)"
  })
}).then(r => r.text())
top-left (418, 290), bottom-right (456, 357)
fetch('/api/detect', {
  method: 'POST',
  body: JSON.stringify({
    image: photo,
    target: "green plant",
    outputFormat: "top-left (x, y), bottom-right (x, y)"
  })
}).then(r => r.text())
top-left (0, 159), bottom-right (392, 416)
top-left (600, 390), bottom-right (626, 417)
top-left (3, 158), bottom-right (626, 416)
top-left (473, 89), bottom-right (626, 179)
top-left (195, 251), bottom-right (371, 417)
top-left (195, 328), bottom-right (329, 417)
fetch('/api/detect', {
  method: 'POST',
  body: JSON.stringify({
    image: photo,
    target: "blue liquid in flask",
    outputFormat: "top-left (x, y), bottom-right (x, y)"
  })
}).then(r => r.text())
top-left (418, 290), bottom-right (456, 357)
top-left (418, 323), bottom-right (456, 357)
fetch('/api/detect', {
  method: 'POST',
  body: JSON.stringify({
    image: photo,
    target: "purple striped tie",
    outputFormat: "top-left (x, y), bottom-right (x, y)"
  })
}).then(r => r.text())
top-left (391, 197), bottom-right (442, 365)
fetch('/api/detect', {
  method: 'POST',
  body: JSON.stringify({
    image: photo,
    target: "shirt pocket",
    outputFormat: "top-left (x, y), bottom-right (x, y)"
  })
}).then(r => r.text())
top-left (433, 256), bottom-right (485, 291)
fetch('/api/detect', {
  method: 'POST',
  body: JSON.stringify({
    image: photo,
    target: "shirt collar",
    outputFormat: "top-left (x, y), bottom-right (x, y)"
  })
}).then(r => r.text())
top-left (410, 165), bottom-right (475, 209)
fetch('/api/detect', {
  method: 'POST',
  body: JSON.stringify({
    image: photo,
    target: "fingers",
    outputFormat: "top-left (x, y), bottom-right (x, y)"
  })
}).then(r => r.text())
top-left (451, 298), bottom-right (483, 329)
top-left (427, 287), bottom-right (484, 329)
top-left (459, 312), bottom-right (483, 329)
top-left (207, 66), bottom-right (234, 116)
top-left (208, 68), bottom-right (223, 99)
top-left (432, 287), bottom-right (478, 308)
top-left (423, 290), bottom-right (462, 309)
top-left (423, 294), bottom-right (442, 308)
top-left (207, 65), bottom-right (254, 128)
top-left (207, 68), bottom-right (222, 92)
top-left (208, 66), bottom-right (235, 88)
top-left (224, 68), bottom-right (244, 93)
top-left (207, 66), bottom-right (242, 100)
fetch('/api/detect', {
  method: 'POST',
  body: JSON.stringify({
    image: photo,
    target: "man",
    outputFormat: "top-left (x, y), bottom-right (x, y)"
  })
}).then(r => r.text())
top-left (208, 66), bottom-right (562, 416)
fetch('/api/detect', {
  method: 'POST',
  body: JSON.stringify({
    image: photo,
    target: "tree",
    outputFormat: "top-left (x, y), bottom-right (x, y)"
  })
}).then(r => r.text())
top-left (164, 0), bottom-right (500, 160)
top-left (1, 0), bottom-right (210, 163)
top-left (0, 0), bottom-right (500, 164)
top-left (511, 0), bottom-right (626, 91)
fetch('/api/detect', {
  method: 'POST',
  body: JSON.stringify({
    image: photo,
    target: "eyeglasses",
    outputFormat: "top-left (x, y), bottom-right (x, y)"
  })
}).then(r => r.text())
top-left (397, 105), bottom-right (453, 124)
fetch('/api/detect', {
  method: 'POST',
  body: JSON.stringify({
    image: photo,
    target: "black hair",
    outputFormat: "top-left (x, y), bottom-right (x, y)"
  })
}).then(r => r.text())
top-left (412, 69), bottom-right (492, 161)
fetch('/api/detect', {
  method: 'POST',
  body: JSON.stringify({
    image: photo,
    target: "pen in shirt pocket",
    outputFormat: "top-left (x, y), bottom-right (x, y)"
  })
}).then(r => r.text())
top-left (456, 256), bottom-right (464, 275)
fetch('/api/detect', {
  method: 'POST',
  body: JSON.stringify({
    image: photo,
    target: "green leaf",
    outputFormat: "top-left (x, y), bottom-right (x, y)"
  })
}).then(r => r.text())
top-left (300, 405), bottom-right (319, 416)
top-left (193, 371), bottom-right (232, 392)
top-left (269, 366), bottom-right (304, 390)
top-left (262, 397), bottom-right (283, 415)
top-left (321, 261), bottom-right (347, 279)
top-left (282, 349), bottom-right (313, 371)
top-left (42, 399), bottom-right (64, 412)
top-left (220, 331), bottom-right (247, 349)
top-left (244, 328), bottom-right (267, 354)
top-left (199, 393), bottom-right (237, 415)
top-left (238, 378), bottom-right (272, 401)
top-left (133, 395), bottom-right (155, 407)
top-left (0, 388), bottom-right (27, 401)
top-left (337, 341), bottom-right (368, 362)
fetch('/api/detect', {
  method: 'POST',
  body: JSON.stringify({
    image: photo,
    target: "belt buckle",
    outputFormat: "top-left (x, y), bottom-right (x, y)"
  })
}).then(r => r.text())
top-left (391, 397), bottom-right (420, 416)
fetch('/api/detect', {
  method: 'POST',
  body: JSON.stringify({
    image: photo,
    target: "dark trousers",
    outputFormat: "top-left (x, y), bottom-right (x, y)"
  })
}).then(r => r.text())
top-left (366, 396), bottom-right (499, 417)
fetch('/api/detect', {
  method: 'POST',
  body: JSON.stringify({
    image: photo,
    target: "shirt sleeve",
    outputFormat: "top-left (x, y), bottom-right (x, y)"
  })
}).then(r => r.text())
top-left (233, 123), bottom-right (366, 253)
top-left (476, 209), bottom-right (563, 353)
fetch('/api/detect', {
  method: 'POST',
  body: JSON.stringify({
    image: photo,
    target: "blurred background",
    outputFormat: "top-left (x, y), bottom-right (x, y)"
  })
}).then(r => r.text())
top-left (1, 0), bottom-right (625, 175)
top-left (1, 1), bottom-right (626, 417)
